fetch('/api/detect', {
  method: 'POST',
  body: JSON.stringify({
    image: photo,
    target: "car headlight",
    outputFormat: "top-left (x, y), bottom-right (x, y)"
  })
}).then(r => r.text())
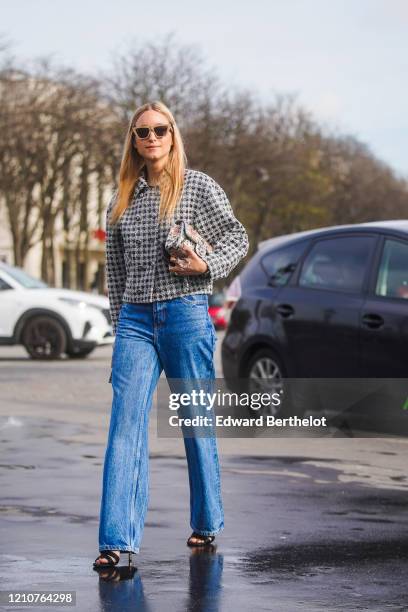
top-left (58, 297), bottom-right (89, 309)
top-left (57, 297), bottom-right (111, 325)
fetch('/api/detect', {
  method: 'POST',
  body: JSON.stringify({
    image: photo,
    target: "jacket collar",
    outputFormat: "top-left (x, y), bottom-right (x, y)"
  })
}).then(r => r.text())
top-left (133, 167), bottom-right (149, 198)
top-left (133, 166), bottom-right (189, 198)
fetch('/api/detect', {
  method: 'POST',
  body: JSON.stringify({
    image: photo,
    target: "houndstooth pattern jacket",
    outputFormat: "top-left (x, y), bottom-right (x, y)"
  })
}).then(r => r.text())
top-left (105, 168), bottom-right (250, 334)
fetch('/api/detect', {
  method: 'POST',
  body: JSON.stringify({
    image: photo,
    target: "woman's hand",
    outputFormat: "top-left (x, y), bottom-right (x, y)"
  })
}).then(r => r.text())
top-left (168, 243), bottom-right (208, 276)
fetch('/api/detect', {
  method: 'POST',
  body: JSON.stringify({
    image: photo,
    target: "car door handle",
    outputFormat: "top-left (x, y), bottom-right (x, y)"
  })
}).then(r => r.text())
top-left (276, 303), bottom-right (295, 318)
top-left (361, 313), bottom-right (384, 329)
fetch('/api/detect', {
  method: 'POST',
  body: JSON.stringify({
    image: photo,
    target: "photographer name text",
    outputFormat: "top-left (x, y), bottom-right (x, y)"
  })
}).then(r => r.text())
top-left (168, 415), bottom-right (327, 428)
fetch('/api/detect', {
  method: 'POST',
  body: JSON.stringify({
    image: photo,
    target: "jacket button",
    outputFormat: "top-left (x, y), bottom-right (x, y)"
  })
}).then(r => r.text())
top-left (135, 215), bottom-right (141, 221)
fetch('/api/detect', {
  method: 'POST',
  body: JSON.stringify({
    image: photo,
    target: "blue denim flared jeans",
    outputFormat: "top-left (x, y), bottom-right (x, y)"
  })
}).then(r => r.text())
top-left (98, 294), bottom-right (225, 554)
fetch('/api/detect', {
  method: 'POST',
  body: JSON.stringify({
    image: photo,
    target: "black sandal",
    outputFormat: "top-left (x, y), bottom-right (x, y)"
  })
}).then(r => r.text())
top-left (187, 532), bottom-right (215, 547)
top-left (93, 550), bottom-right (121, 568)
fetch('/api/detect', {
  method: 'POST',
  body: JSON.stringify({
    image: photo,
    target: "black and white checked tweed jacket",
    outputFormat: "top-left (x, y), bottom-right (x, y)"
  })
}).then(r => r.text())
top-left (105, 168), bottom-right (249, 334)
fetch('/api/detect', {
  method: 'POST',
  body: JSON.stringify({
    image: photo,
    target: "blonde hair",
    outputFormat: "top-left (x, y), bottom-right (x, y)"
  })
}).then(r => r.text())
top-left (109, 101), bottom-right (187, 225)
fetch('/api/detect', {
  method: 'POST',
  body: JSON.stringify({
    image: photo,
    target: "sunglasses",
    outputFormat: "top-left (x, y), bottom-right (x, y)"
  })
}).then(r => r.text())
top-left (132, 124), bottom-right (172, 139)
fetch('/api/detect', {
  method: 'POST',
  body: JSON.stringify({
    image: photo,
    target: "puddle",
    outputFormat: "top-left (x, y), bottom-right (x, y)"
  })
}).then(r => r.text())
top-left (0, 417), bottom-right (23, 429)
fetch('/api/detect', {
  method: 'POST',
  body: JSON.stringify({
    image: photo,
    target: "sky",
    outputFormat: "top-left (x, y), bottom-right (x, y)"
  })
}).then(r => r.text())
top-left (2, 0), bottom-right (408, 178)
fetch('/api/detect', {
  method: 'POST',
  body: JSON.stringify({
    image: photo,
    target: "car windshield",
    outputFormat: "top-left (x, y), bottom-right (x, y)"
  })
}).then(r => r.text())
top-left (1, 263), bottom-right (49, 288)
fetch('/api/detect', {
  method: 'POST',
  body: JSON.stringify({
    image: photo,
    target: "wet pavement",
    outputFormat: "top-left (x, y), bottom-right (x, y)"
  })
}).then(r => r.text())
top-left (1, 343), bottom-right (408, 611)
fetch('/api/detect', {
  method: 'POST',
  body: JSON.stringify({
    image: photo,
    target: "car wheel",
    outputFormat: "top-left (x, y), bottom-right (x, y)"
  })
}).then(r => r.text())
top-left (66, 347), bottom-right (94, 359)
top-left (22, 316), bottom-right (67, 360)
top-left (244, 348), bottom-right (305, 418)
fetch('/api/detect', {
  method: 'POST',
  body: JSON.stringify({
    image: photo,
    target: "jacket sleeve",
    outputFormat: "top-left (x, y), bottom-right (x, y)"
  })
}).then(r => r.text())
top-left (194, 177), bottom-right (249, 281)
top-left (105, 190), bottom-right (126, 335)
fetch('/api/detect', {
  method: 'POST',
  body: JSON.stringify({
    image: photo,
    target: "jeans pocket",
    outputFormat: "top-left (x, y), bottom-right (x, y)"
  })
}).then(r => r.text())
top-left (179, 293), bottom-right (208, 306)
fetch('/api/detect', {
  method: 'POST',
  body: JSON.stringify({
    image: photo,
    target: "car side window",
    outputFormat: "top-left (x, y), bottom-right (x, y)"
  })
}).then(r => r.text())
top-left (261, 241), bottom-right (307, 287)
top-left (375, 238), bottom-right (408, 299)
top-left (0, 277), bottom-right (12, 290)
top-left (299, 235), bottom-right (374, 293)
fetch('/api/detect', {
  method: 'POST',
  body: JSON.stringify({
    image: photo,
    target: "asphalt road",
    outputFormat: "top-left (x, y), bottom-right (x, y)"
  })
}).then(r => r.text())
top-left (0, 338), bottom-right (407, 611)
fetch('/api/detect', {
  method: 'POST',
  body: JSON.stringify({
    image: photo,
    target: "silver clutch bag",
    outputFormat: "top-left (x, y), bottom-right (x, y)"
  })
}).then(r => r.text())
top-left (164, 220), bottom-right (213, 259)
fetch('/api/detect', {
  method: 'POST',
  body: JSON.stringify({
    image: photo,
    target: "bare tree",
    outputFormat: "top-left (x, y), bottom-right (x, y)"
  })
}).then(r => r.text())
top-left (101, 32), bottom-right (221, 127)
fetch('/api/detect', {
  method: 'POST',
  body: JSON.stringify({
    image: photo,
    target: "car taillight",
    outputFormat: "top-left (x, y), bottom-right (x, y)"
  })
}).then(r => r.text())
top-left (213, 307), bottom-right (226, 320)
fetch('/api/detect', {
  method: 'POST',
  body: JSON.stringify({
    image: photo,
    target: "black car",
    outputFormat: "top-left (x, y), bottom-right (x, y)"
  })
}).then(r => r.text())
top-left (221, 221), bottom-right (408, 420)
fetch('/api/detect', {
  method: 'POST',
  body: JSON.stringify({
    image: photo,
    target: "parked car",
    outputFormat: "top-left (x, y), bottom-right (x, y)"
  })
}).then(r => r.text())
top-left (0, 262), bottom-right (114, 359)
top-left (208, 292), bottom-right (228, 330)
top-left (221, 220), bottom-right (408, 419)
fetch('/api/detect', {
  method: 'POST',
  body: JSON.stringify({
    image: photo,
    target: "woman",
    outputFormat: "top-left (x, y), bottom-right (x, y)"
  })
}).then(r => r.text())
top-left (94, 101), bottom-right (249, 569)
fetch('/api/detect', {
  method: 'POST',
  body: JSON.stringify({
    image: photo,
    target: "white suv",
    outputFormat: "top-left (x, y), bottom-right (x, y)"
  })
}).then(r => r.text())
top-left (0, 261), bottom-right (114, 359)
